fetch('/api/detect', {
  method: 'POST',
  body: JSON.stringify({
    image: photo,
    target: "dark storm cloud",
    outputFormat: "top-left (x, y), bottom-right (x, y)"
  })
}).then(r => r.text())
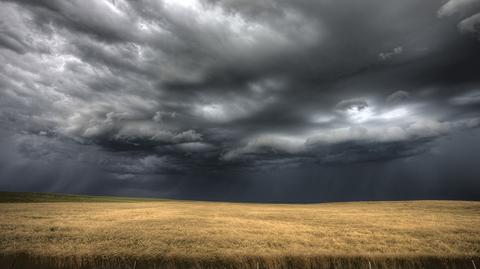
top-left (0, 0), bottom-right (480, 201)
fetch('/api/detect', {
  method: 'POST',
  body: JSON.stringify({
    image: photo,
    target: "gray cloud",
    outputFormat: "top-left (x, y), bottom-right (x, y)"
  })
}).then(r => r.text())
top-left (437, 0), bottom-right (480, 18)
top-left (335, 98), bottom-right (369, 112)
top-left (451, 90), bottom-right (480, 106)
top-left (222, 116), bottom-right (480, 165)
top-left (458, 13), bottom-right (480, 38)
top-left (386, 91), bottom-right (411, 105)
top-left (438, 0), bottom-right (480, 39)
top-left (0, 0), bottom-right (479, 201)
top-left (379, 47), bottom-right (403, 61)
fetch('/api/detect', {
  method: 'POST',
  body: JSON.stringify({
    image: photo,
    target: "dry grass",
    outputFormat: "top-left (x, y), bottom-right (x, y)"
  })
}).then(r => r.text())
top-left (0, 197), bottom-right (479, 268)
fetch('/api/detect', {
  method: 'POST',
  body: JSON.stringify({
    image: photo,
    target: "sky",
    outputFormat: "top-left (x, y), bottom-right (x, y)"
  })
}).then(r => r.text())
top-left (0, 0), bottom-right (480, 202)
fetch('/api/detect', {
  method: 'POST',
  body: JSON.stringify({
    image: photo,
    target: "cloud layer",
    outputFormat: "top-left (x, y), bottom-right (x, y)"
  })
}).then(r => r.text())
top-left (1, 0), bottom-right (480, 200)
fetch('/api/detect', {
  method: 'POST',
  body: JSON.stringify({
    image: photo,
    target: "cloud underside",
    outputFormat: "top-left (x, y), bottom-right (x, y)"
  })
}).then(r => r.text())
top-left (1, 0), bottom-right (480, 180)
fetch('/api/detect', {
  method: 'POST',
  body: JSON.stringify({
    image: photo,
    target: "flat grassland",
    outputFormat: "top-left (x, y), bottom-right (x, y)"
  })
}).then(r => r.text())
top-left (0, 192), bottom-right (479, 269)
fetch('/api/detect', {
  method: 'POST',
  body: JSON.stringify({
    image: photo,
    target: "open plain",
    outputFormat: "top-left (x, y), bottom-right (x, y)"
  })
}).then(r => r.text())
top-left (0, 192), bottom-right (479, 269)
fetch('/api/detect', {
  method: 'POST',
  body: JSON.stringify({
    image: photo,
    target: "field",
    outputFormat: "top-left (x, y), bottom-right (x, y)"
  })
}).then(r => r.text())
top-left (0, 192), bottom-right (479, 269)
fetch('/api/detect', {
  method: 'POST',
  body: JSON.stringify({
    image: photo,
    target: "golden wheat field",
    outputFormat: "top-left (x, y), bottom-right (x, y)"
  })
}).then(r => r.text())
top-left (0, 193), bottom-right (479, 269)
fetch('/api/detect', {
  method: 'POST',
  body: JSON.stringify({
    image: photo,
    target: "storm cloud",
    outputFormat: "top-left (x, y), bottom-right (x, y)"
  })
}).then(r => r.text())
top-left (0, 0), bottom-right (479, 201)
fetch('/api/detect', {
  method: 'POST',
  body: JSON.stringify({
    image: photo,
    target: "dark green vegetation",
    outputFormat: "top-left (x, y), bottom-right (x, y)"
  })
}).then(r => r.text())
top-left (0, 191), bottom-right (160, 203)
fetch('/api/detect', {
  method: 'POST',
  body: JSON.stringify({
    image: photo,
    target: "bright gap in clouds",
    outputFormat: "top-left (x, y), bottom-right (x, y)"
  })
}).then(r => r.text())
top-left (345, 105), bottom-right (411, 124)
top-left (345, 106), bottom-right (374, 123)
top-left (163, 0), bottom-right (201, 10)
